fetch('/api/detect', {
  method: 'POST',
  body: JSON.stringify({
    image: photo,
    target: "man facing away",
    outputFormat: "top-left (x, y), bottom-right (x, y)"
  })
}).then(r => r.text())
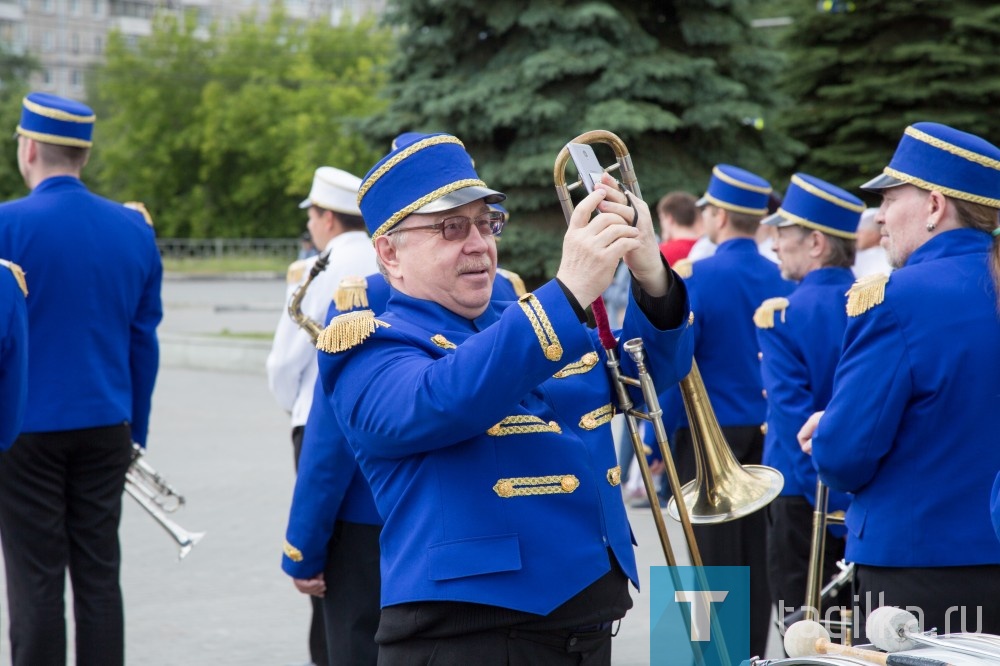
top-left (316, 133), bottom-right (693, 665)
top-left (0, 92), bottom-right (162, 666)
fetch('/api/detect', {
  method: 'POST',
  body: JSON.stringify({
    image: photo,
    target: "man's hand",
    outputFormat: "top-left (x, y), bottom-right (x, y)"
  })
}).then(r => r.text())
top-left (293, 573), bottom-right (326, 598)
top-left (798, 411), bottom-right (825, 456)
top-left (556, 183), bottom-right (641, 307)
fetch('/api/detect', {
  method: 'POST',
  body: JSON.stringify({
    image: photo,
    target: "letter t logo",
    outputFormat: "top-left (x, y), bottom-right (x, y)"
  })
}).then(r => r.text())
top-left (674, 590), bottom-right (729, 641)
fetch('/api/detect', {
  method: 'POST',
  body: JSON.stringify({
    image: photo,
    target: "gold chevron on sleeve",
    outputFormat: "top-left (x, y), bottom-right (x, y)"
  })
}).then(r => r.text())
top-left (517, 293), bottom-right (563, 362)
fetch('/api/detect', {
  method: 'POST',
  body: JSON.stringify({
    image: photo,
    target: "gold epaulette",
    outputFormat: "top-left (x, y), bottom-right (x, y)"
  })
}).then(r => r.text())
top-left (753, 297), bottom-right (790, 329)
top-left (673, 258), bottom-right (694, 279)
top-left (283, 540), bottom-right (303, 563)
top-left (0, 259), bottom-right (27, 297)
top-left (123, 201), bottom-right (154, 227)
top-left (285, 259), bottom-right (308, 285)
top-left (496, 267), bottom-right (527, 297)
top-left (315, 309), bottom-right (389, 353)
top-left (334, 275), bottom-right (369, 311)
top-left (846, 273), bottom-right (890, 317)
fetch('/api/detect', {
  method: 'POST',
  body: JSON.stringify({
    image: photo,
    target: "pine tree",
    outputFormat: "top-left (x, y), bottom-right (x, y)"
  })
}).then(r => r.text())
top-left (776, 0), bottom-right (1000, 195)
top-left (364, 0), bottom-right (800, 283)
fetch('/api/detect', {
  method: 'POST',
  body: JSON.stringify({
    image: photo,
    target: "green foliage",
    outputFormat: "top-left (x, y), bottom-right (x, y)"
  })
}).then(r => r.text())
top-left (88, 5), bottom-right (392, 237)
top-left (775, 0), bottom-right (1000, 198)
top-left (0, 47), bottom-right (39, 202)
top-left (364, 0), bottom-right (800, 285)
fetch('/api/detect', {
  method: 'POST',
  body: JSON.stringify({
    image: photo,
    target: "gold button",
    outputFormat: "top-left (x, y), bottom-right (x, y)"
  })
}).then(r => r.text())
top-left (582, 416), bottom-right (597, 430)
top-left (560, 476), bottom-right (579, 493)
top-left (545, 343), bottom-right (563, 362)
top-left (688, 312), bottom-right (695, 325)
top-left (494, 480), bottom-right (514, 498)
top-left (607, 466), bottom-right (621, 486)
top-left (761, 389), bottom-right (767, 399)
top-left (760, 423), bottom-right (768, 435)
top-left (582, 352), bottom-right (599, 367)
top-left (758, 352), bottom-right (763, 361)
top-left (548, 421), bottom-right (561, 434)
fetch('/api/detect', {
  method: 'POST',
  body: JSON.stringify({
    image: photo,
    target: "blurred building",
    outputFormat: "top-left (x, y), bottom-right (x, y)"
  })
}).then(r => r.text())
top-left (0, 0), bottom-right (387, 97)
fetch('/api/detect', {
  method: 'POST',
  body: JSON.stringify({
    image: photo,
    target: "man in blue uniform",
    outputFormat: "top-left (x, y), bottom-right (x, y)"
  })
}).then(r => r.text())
top-left (799, 122), bottom-right (1000, 638)
top-left (661, 165), bottom-right (793, 657)
top-left (0, 93), bottom-right (162, 666)
top-left (315, 133), bottom-right (692, 664)
top-left (0, 259), bottom-right (28, 451)
top-left (753, 174), bottom-right (863, 631)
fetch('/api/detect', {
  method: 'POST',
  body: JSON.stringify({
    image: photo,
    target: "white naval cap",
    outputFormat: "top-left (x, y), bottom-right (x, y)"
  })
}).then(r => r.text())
top-left (298, 166), bottom-right (363, 215)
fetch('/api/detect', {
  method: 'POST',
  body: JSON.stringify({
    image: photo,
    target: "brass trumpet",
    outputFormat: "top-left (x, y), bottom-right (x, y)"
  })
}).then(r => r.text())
top-left (553, 131), bottom-right (784, 568)
top-left (126, 444), bottom-right (205, 560)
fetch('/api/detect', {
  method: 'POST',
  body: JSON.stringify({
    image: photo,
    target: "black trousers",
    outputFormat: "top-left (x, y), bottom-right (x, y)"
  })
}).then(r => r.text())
top-left (323, 521), bottom-right (381, 666)
top-left (673, 426), bottom-right (772, 659)
top-left (855, 564), bottom-right (1000, 642)
top-left (292, 425), bottom-right (329, 666)
top-left (765, 495), bottom-right (846, 620)
top-left (0, 424), bottom-right (133, 666)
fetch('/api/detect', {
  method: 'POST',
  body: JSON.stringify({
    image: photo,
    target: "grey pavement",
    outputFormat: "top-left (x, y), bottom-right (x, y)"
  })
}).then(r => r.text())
top-left (0, 276), bottom-right (782, 665)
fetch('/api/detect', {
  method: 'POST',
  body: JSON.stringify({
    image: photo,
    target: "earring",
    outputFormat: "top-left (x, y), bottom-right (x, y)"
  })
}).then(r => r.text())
top-left (926, 221), bottom-right (936, 232)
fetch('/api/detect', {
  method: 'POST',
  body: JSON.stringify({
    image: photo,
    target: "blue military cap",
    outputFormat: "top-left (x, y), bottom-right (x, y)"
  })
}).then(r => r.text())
top-left (762, 173), bottom-right (864, 239)
top-left (15, 92), bottom-right (95, 148)
top-left (390, 132), bottom-right (428, 151)
top-left (696, 164), bottom-right (772, 216)
top-left (862, 122), bottom-right (1000, 208)
top-left (358, 133), bottom-right (505, 240)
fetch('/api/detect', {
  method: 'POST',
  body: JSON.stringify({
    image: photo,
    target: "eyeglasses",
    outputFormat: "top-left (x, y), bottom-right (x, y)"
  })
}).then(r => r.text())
top-left (387, 210), bottom-right (505, 241)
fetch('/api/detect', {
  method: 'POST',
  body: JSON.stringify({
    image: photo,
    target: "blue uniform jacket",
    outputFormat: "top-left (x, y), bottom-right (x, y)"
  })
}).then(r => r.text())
top-left (318, 278), bottom-right (692, 614)
top-left (660, 239), bottom-right (793, 437)
top-left (756, 267), bottom-right (854, 516)
top-left (0, 176), bottom-right (162, 445)
top-left (992, 471), bottom-right (1000, 544)
top-left (0, 264), bottom-right (28, 450)
top-left (282, 272), bottom-right (523, 579)
top-left (813, 229), bottom-right (1000, 567)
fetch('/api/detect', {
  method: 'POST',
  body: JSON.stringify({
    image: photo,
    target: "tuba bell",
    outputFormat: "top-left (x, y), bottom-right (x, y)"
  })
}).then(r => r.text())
top-left (553, 131), bottom-right (784, 567)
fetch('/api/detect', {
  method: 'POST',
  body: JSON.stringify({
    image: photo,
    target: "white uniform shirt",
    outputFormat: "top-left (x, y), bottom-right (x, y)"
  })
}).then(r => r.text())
top-left (266, 231), bottom-right (377, 427)
top-left (852, 245), bottom-right (893, 278)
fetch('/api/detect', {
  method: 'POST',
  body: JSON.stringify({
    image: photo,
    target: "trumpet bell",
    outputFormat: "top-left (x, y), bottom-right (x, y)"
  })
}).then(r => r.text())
top-left (666, 360), bottom-right (784, 524)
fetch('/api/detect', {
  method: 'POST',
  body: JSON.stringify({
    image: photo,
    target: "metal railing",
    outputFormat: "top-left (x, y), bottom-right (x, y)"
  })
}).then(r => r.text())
top-left (156, 238), bottom-right (299, 260)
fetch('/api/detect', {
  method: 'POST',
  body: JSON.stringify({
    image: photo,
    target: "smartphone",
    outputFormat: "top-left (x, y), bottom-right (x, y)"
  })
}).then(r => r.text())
top-left (566, 142), bottom-right (606, 194)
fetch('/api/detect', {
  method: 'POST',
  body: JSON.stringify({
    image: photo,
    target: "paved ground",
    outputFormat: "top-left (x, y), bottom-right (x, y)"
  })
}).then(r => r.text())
top-left (0, 276), bottom-right (782, 665)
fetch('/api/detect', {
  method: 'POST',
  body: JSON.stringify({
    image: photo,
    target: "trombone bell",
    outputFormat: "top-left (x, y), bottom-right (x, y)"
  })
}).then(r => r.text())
top-left (666, 361), bottom-right (784, 524)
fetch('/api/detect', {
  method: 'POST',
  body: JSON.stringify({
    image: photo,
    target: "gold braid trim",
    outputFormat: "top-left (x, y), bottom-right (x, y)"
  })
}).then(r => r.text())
top-left (883, 167), bottom-right (1000, 208)
top-left (430, 334), bottom-right (456, 350)
top-left (517, 293), bottom-right (563, 362)
top-left (283, 540), bottom-right (303, 562)
top-left (673, 258), bottom-right (694, 279)
top-left (790, 174), bottom-right (866, 213)
top-left (553, 351), bottom-right (600, 378)
top-left (23, 96), bottom-right (95, 122)
top-left (334, 275), bottom-right (369, 311)
top-left (486, 415), bottom-right (562, 437)
top-left (712, 166), bottom-right (772, 194)
top-left (370, 179), bottom-right (487, 240)
top-left (315, 310), bottom-right (389, 353)
top-left (579, 403), bottom-right (615, 430)
top-left (496, 267), bottom-right (527, 297)
top-left (845, 273), bottom-right (889, 317)
top-left (358, 135), bottom-right (465, 202)
top-left (906, 126), bottom-right (1000, 171)
top-left (15, 127), bottom-right (92, 148)
top-left (702, 192), bottom-right (767, 216)
top-left (0, 259), bottom-right (28, 297)
top-left (774, 208), bottom-right (858, 239)
top-left (753, 297), bottom-right (790, 329)
top-left (493, 474), bottom-right (580, 498)
top-left (123, 201), bottom-right (154, 227)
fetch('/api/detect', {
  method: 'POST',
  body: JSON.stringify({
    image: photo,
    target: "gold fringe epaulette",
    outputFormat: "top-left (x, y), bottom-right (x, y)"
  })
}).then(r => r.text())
top-left (285, 259), bottom-right (308, 285)
top-left (673, 258), bottom-right (694, 279)
top-left (0, 259), bottom-right (28, 297)
top-left (315, 309), bottom-right (389, 353)
top-left (496, 267), bottom-right (527, 297)
top-left (845, 273), bottom-right (890, 317)
top-left (123, 201), bottom-right (154, 227)
top-left (334, 275), bottom-right (369, 311)
top-left (753, 297), bottom-right (790, 329)
top-left (283, 540), bottom-right (303, 563)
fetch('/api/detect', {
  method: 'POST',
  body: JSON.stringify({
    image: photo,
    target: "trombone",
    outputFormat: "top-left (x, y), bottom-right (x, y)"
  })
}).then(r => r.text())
top-left (553, 130), bottom-right (784, 565)
top-left (126, 444), bottom-right (205, 560)
top-left (801, 478), bottom-right (854, 643)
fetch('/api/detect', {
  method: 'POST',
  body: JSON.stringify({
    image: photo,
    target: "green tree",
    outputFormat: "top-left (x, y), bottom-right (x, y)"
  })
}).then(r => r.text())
top-left (776, 0), bottom-right (1000, 195)
top-left (89, 5), bottom-right (392, 237)
top-left (0, 47), bottom-right (39, 202)
top-left (363, 0), bottom-right (800, 283)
